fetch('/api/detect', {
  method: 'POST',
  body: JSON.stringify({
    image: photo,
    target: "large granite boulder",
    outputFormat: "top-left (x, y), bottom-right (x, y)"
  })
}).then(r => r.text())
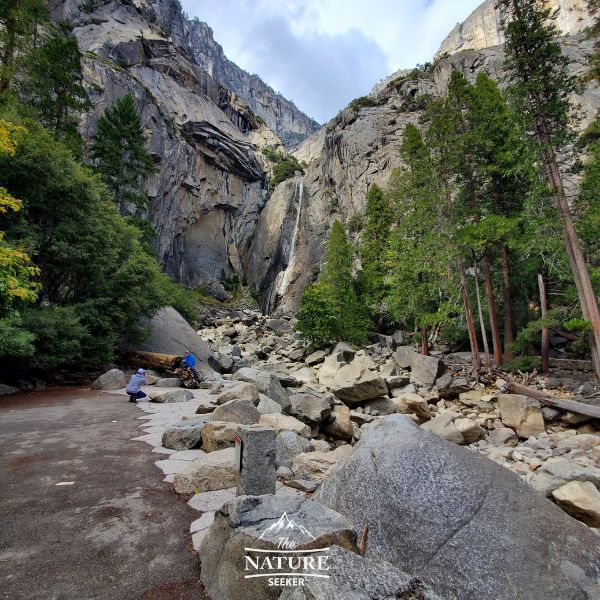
top-left (139, 306), bottom-right (218, 375)
top-left (316, 414), bottom-right (600, 599)
top-left (212, 398), bottom-right (261, 425)
top-left (292, 446), bottom-right (353, 482)
top-left (289, 392), bottom-right (333, 424)
top-left (173, 447), bottom-right (237, 494)
top-left (91, 369), bottom-right (126, 390)
top-left (234, 368), bottom-right (291, 413)
top-left (259, 413), bottom-right (310, 438)
top-left (202, 422), bottom-right (239, 452)
top-left (497, 394), bottom-right (545, 438)
top-left (279, 546), bottom-right (440, 600)
top-left (275, 430), bottom-right (312, 468)
top-left (148, 389), bottom-right (194, 403)
top-left (327, 354), bottom-right (388, 406)
top-left (393, 347), bottom-right (445, 387)
top-left (162, 416), bottom-right (211, 450)
top-left (199, 494), bottom-right (358, 600)
top-left (215, 382), bottom-right (260, 405)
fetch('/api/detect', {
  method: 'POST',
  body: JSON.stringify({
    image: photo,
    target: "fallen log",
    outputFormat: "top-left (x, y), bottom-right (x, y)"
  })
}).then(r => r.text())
top-left (507, 380), bottom-right (600, 420)
top-left (119, 351), bottom-right (180, 371)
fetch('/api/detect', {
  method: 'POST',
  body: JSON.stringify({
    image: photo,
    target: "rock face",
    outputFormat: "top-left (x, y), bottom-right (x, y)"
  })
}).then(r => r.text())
top-left (184, 20), bottom-right (320, 147)
top-left (434, 0), bottom-right (591, 60)
top-left (316, 415), bottom-right (600, 599)
top-left (199, 494), bottom-right (357, 600)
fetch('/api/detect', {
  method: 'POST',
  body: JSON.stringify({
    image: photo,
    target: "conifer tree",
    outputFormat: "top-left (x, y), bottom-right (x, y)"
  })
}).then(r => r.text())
top-left (387, 123), bottom-right (458, 355)
top-left (359, 183), bottom-right (392, 321)
top-left (498, 0), bottom-right (600, 377)
top-left (21, 21), bottom-right (90, 154)
top-left (90, 93), bottom-right (155, 209)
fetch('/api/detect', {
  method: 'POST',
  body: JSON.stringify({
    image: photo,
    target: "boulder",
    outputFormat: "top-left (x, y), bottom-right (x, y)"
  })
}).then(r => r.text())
top-left (173, 448), bottom-right (238, 494)
top-left (212, 399), bottom-right (261, 425)
top-left (279, 546), bottom-right (438, 600)
top-left (148, 389), bottom-right (194, 403)
top-left (540, 457), bottom-right (600, 488)
top-left (316, 414), bottom-right (600, 600)
top-left (256, 395), bottom-right (282, 415)
top-left (162, 416), bottom-right (210, 450)
top-left (289, 392), bottom-right (333, 424)
top-left (276, 431), bottom-right (312, 468)
top-left (363, 396), bottom-right (397, 416)
top-left (457, 390), bottom-right (483, 407)
top-left (322, 404), bottom-right (353, 441)
top-left (290, 367), bottom-right (317, 386)
top-left (421, 412), bottom-right (464, 445)
top-left (327, 354), bottom-right (388, 406)
top-left (215, 382), bottom-right (259, 405)
top-left (305, 350), bottom-right (327, 366)
top-left (234, 368), bottom-right (291, 413)
top-left (454, 418), bottom-right (485, 444)
top-left (486, 427), bottom-right (518, 447)
top-left (91, 369), bottom-right (126, 390)
top-left (392, 392), bottom-right (431, 422)
top-left (154, 377), bottom-right (182, 387)
top-left (292, 446), bottom-right (353, 482)
top-left (436, 374), bottom-right (470, 398)
top-left (199, 494), bottom-right (357, 600)
top-left (552, 481), bottom-right (600, 527)
top-left (393, 347), bottom-right (445, 387)
top-left (259, 414), bottom-right (310, 438)
top-left (139, 306), bottom-right (218, 375)
top-left (497, 394), bottom-right (545, 438)
top-left (202, 421), bottom-right (239, 452)
top-left (317, 343), bottom-right (356, 387)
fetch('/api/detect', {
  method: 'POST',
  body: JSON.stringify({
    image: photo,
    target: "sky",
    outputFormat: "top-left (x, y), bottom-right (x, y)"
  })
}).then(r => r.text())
top-left (181, 0), bottom-right (484, 124)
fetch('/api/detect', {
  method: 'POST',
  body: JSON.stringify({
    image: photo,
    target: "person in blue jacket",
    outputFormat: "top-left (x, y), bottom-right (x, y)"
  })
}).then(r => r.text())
top-left (181, 351), bottom-right (201, 383)
top-left (126, 368), bottom-right (147, 403)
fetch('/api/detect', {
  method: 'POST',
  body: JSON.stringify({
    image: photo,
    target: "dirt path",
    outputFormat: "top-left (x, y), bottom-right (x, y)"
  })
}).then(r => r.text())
top-left (0, 388), bottom-right (208, 600)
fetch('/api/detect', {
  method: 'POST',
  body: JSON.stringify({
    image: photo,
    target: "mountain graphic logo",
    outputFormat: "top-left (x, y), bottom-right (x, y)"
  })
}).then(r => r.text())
top-left (258, 513), bottom-right (317, 542)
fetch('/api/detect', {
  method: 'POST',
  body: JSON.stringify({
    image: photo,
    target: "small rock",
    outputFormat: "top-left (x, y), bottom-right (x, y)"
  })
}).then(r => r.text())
top-left (201, 421), bottom-right (239, 452)
top-left (421, 412), bottom-right (464, 445)
top-left (497, 394), bottom-right (545, 438)
top-left (276, 431), bottom-right (312, 468)
top-left (259, 413), bottom-right (310, 438)
top-left (322, 404), bottom-right (353, 441)
top-left (305, 350), bottom-right (327, 366)
top-left (486, 427), bottom-right (518, 447)
top-left (173, 448), bottom-right (238, 494)
top-left (552, 481), bottom-right (600, 527)
top-left (292, 446), bottom-right (353, 481)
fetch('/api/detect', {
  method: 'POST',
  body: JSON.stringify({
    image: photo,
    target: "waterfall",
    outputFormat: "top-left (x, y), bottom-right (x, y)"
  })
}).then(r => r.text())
top-left (268, 177), bottom-right (304, 313)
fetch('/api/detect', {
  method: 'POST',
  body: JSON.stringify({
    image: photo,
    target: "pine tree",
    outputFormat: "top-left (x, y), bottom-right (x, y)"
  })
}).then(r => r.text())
top-left (21, 21), bottom-right (90, 153)
top-left (359, 183), bottom-right (392, 322)
top-left (0, 0), bottom-right (47, 95)
top-left (499, 0), bottom-right (600, 377)
top-left (90, 94), bottom-right (155, 209)
top-left (386, 123), bottom-right (458, 354)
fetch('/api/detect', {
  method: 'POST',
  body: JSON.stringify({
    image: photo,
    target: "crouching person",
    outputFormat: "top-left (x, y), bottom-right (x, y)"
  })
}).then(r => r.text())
top-left (126, 368), bottom-right (148, 403)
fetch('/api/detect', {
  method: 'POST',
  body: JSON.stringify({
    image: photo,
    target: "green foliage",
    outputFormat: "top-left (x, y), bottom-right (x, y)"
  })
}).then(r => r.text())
top-left (261, 146), bottom-right (285, 162)
top-left (347, 212), bottom-right (364, 233)
top-left (0, 314), bottom-right (35, 357)
top-left (19, 21), bottom-right (90, 156)
top-left (0, 115), bottom-right (195, 369)
top-left (268, 157), bottom-right (304, 191)
top-left (296, 221), bottom-right (371, 346)
top-left (90, 93), bottom-right (156, 208)
top-left (359, 184), bottom-right (392, 314)
top-left (349, 96), bottom-right (378, 113)
top-left (503, 356), bottom-right (541, 373)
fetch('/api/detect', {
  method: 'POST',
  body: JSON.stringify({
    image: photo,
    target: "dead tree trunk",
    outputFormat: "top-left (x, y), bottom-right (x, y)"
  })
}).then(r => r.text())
top-left (421, 327), bottom-right (429, 356)
top-left (538, 273), bottom-right (550, 373)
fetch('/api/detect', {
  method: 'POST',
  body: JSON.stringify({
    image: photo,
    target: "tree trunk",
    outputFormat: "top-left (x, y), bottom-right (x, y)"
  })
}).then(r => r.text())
top-left (458, 256), bottom-right (481, 370)
top-left (501, 243), bottom-right (514, 361)
top-left (538, 272), bottom-right (550, 373)
top-left (473, 259), bottom-right (491, 365)
top-left (421, 327), bottom-right (429, 356)
top-left (482, 253), bottom-right (503, 366)
top-left (539, 128), bottom-right (600, 379)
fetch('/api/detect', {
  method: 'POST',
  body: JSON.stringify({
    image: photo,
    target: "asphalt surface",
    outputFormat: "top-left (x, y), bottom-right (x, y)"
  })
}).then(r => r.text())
top-left (0, 388), bottom-right (209, 600)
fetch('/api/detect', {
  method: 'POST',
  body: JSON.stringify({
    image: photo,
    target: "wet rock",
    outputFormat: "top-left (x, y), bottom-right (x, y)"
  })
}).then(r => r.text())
top-left (316, 414), bottom-right (600, 600)
top-left (91, 369), bottom-right (126, 390)
top-left (497, 394), bottom-right (545, 438)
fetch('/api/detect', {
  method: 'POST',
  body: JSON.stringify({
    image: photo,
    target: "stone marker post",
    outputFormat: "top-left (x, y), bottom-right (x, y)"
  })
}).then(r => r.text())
top-left (236, 424), bottom-right (276, 496)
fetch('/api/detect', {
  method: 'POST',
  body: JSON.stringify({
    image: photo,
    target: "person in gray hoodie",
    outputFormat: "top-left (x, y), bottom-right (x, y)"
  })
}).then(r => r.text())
top-left (126, 368), bottom-right (147, 403)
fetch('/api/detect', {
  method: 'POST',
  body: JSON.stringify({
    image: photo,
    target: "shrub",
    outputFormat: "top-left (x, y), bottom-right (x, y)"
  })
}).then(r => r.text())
top-left (269, 158), bottom-right (304, 191)
top-left (349, 96), bottom-right (378, 113)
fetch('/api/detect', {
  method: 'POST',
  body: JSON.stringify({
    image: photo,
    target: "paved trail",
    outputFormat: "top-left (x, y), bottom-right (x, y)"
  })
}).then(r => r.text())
top-left (0, 388), bottom-right (208, 600)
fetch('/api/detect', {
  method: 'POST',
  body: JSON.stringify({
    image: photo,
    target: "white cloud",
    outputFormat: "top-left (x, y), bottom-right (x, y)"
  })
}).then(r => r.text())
top-left (182, 0), bottom-right (484, 123)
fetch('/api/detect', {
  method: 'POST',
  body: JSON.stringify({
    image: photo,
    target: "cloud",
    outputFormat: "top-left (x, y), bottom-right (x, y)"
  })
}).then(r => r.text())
top-left (182, 0), bottom-right (484, 123)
